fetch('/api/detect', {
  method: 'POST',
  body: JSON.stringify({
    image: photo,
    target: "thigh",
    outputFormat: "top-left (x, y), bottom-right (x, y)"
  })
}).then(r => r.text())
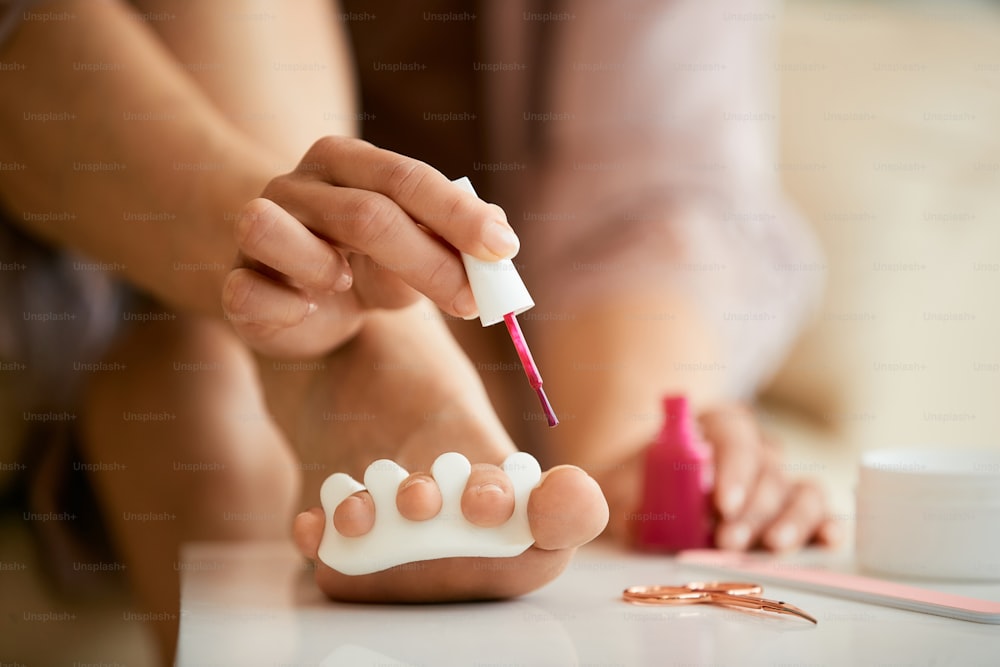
top-left (80, 309), bottom-right (300, 518)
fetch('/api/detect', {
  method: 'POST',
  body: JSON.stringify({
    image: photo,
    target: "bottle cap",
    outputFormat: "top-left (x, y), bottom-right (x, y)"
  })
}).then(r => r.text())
top-left (661, 395), bottom-right (692, 442)
top-left (452, 177), bottom-right (535, 327)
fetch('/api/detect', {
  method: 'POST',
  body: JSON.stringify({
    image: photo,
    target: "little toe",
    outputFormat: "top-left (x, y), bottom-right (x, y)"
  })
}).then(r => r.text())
top-left (293, 507), bottom-right (325, 560)
top-left (333, 491), bottom-right (375, 537)
top-left (461, 464), bottom-right (515, 527)
top-left (396, 473), bottom-right (443, 521)
top-left (529, 465), bottom-right (609, 551)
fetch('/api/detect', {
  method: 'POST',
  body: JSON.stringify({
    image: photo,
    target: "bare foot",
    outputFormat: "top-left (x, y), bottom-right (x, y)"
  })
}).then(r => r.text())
top-left (293, 463), bottom-right (607, 602)
top-left (260, 305), bottom-right (609, 603)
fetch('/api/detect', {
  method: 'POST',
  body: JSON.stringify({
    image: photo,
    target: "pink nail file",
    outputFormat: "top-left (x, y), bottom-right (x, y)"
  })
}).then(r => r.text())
top-left (677, 549), bottom-right (1000, 624)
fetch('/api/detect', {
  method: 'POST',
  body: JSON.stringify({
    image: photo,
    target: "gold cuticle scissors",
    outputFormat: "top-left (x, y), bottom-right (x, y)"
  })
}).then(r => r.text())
top-left (623, 581), bottom-right (818, 624)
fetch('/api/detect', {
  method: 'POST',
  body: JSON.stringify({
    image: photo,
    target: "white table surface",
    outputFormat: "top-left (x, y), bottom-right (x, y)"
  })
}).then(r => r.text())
top-left (177, 541), bottom-right (1000, 667)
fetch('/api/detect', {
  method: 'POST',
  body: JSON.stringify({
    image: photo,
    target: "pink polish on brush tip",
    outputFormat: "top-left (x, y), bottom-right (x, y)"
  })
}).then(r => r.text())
top-left (636, 395), bottom-right (714, 551)
top-left (504, 312), bottom-right (558, 427)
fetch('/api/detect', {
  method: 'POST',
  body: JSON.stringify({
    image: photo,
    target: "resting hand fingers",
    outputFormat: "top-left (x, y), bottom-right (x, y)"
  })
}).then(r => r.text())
top-left (715, 449), bottom-right (786, 551)
top-left (761, 481), bottom-right (840, 552)
top-left (700, 404), bottom-right (764, 521)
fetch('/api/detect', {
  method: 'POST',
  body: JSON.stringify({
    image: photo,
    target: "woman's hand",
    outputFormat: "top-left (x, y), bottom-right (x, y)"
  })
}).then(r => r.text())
top-left (221, 136), bottom-right (519, 358)
top-left (700, 404), bottom-right (841, 552)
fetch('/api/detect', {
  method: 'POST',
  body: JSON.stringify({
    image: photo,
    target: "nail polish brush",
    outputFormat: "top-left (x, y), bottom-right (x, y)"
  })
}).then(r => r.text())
top-left (452, 177), bottom-right (558, 427)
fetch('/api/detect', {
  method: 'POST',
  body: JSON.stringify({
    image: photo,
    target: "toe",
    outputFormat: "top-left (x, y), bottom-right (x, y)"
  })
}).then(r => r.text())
top-left (396, 473), bottom-right (442, 521)
top-left (293, 507), bottom-right (325, 560)
top-left (461, 464), bottom-right (515, 527)
top-left (529, 465), bottom-right (609, 551)
top-left (333, 491), bottom-right (375, 537)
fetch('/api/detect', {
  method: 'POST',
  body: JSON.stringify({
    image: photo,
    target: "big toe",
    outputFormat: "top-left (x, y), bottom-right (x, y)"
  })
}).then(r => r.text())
top-left (528, 466), bottom-right (609, 551)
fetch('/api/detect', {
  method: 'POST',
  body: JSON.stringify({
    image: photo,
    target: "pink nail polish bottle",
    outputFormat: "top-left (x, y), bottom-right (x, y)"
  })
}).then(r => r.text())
top-left (636, 395), bottom-right (714, 551)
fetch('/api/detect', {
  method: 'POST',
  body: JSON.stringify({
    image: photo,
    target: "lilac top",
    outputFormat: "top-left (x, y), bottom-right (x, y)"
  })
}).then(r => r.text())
top-left (480, 0), bottom-right (822, 398)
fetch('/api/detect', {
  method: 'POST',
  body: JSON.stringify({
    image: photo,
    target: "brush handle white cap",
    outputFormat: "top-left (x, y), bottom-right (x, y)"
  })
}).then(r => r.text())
top-left (452, 177), bottom-right (534, 327)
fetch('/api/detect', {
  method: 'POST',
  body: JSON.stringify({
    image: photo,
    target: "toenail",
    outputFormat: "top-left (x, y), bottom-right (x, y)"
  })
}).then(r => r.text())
top-left (401, 477), bottom-right (431, 491)
top-left (476, 482), bottom-right (506, 496)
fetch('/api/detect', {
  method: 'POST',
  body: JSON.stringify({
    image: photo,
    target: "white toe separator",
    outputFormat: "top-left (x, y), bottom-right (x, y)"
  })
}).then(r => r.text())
top-left (317, 452), bottom-right (542, 575)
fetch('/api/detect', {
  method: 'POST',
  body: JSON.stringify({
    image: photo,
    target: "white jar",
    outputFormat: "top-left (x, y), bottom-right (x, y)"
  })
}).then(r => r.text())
top-left (856, 448), bottom-right (1000, 581)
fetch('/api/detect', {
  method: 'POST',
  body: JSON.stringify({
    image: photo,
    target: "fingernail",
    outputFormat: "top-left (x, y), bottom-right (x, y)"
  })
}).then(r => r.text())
top-left (476, 482), bottom-right (505, 496)
top-left (769, 524), bottom-right (797, 551)
top-left (720, 522), bottom-right (751, 551)
top-left (454, 287), bottom-right (479, 319)
top-left (333, 272), bottom-right (352, 292)
top-left (482, 220), bottom-right (520, 259)
top-left (720, 486), bottom-right (745, 518)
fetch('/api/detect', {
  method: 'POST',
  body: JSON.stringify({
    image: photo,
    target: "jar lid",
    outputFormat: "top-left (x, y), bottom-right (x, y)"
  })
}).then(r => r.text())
top-left (859, 447), bottom-right (1000, 501)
